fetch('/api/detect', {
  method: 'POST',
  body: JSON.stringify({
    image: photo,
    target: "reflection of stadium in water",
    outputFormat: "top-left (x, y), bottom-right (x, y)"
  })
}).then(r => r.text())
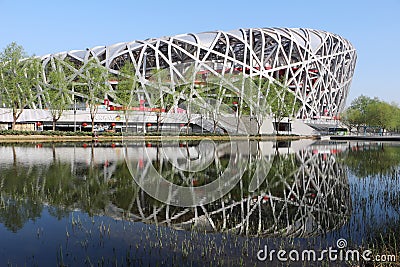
top-left (125, 140), bottom-right (350, 237)
top-left (0, 141), bottom-right (350, 237)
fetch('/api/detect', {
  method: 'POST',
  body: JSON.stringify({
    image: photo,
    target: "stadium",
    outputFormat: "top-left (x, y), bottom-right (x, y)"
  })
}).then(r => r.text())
top-left (0, 28), bottom-right (357, 133)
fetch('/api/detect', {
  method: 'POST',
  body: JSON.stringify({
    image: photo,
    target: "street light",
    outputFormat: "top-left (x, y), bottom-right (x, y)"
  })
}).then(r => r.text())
top-left (73, 99), bottom-right (77, 132)
top-left (233, 101), bottom-right (239, 133)
top-left (142, 52), bottom-right (147, 133)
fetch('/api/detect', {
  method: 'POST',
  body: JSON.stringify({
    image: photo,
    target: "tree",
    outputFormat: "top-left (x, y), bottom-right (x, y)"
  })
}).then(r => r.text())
top-left (173, 65), bottom-right (197, 134)
top-left (341, 108), bottom-right (362, 133)
top-left (80, 58), bottom-right (110, 132)
top-left (394, 106), bottom-right (400, 133)
top-left (147, 68), bottom-right (173, 133)
top-left (365, 101), bottom-right (395, 134)
top-left (343, 95), bottom-right (400, 135)
top-left (115, 61), bottom-right (140, 132)
top-left (45, 56), bottom-right (73, 131)
top-left (267, 80), bottom-right (301, 135)
top-left (197, 76), bottom-right (226, 134)
top-left (0, 42), bottom-right (41, 129)
top-left (176, 83), bottom-right (195, 134)
top-left (344, 95), bottom-right (377, 133)
top-left (240, 76), bottom-right (273, 135)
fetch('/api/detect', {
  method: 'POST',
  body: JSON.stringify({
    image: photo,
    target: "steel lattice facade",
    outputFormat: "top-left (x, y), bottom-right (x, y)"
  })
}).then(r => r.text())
top-left (40, 28), bottom-right (356, 119)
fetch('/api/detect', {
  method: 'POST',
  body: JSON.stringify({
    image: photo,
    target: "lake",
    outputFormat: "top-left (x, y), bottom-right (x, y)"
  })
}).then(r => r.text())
top-left (0, 140), bottom-right (399, 266)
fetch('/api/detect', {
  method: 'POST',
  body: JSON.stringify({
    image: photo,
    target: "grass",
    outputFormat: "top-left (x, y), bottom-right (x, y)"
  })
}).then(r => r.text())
top-left (362, 227), bottom-right (400, 266)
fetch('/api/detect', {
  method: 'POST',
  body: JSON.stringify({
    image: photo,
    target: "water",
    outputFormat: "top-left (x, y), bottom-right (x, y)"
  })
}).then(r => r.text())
top-left (0, 140), bottom-right (399, 266)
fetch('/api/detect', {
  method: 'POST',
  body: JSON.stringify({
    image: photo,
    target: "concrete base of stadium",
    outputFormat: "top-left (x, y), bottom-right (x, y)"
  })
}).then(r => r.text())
top-left (0, 108), bottom-right (321, 136)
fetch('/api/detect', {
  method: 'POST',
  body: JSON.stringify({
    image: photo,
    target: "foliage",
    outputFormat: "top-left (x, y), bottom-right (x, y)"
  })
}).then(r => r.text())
top-left (45, 56), bottom-right (74, 130)
top-left (341, 144), bottom-right (400, 178)
top-left (0, 42), bottom-right (42, 129)
top-left (146, 68), bottom-right (175, 132)
top-left (341, 108), bottom-right (362, 132)
top-left (115, 61), bottom-right (140, 132)
top-left (341, 95), bottom-right (400, 133)
top-left (266, 80), bottom-right (301, 134)
top-left (80, 58), bottom-right (110, 132)
top-left (115, 61), bottom-right (139, 107)
top-left (229, 76), bottom-right (301, 134)
top-left (240, 76), bottom-right (268, 133)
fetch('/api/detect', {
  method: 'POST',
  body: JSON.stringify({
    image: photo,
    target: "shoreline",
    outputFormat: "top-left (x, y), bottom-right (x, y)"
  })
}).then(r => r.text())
top-left (0, 134), bottom-right (318, 143)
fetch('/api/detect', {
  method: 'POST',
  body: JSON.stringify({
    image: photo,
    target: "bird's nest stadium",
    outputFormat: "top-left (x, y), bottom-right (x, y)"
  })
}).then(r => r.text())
top-left (42, 27), bottom-right (356, 117)
top-left (1, 28), bottom-right (357, 133)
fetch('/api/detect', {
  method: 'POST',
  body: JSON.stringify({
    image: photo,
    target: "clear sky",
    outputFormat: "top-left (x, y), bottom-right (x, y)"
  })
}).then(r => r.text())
top-left (0, 0), bottom-right (399, 105)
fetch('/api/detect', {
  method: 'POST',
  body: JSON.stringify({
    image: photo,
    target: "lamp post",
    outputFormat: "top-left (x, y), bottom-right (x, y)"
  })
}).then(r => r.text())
top-left (201, 113), bottom-right (203, 134)
top-left (233, 101), bottom-right (239, 134)
top-left (142, 52), bottom-right (147, 133)
top-left (73, 99), bottom-right (77, 132)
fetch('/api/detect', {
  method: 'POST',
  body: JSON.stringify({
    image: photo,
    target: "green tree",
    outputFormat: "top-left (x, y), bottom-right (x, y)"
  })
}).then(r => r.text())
top-left (0, 42), bottom-right (41, 129)
top-left (238, 75), bottom-right (269, 134)
top-left (345, 95), bottom-right (377, 133)
top-left (394, 106), bottom-right (400, 132)
top-left (80, 58), bottom-right (110, 132)
top-left (365, 100), bottom-right (396, 134)
top-left (267, 80), bottom-right (301, 135)
top-left (341, 108), bottom-right (362, 133)
top-left (147, 68), bottom-right (173, 133)
top-left (200, 75), bottom-right (229, 134)
top-left (115, 61), bottom-right (140, 132)
top-left (342, 95), bottom-right (400, 135)
top-left (45, 56), bottom-right (73, 131)
top-left (174, 65), bottom-right (198, 134)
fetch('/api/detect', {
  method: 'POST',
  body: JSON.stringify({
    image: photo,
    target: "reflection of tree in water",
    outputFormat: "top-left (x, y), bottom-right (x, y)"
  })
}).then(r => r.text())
top-left (0, 198), bottom-right (42, 233)
top-left (342, 143), bottom-right (400, 178)
top-left (0, 143), bottom-right (350, 237)
top-left (0, 161), bottom-right (45, 232)
top-left (0, 145), bottom-right (136, 231)
top-left (340, 142), bottom-right (400, 253)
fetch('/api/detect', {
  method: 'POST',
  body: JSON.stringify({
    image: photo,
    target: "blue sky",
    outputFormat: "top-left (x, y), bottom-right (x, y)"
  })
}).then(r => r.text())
top-left (0, 0), bottom-right (399, 105)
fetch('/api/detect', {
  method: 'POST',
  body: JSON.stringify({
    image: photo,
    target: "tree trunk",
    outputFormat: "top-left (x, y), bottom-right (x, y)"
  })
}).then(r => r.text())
top-left (275, 115), bottom-right (280, 135)
top-left (124, 110), bottom-right (129, 133)
top-left (236, 104), bottom-right (240, 134)
top-left (186, 114), bottom-right (190, 135)
top-left (12, 145), bottom-right (17, 167)
top-left (156, 113), bottom-right (160, 133)
top-left (213, 118), bottom-right (217, 134)
top-left (12, 113), bottom-right (17, 130)
top-left (52, 144), bottom-right (56, 162)
top-left (53, 118), bottom-right (56, 131)
top-left (91, 116), bottom-right (95, 133)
